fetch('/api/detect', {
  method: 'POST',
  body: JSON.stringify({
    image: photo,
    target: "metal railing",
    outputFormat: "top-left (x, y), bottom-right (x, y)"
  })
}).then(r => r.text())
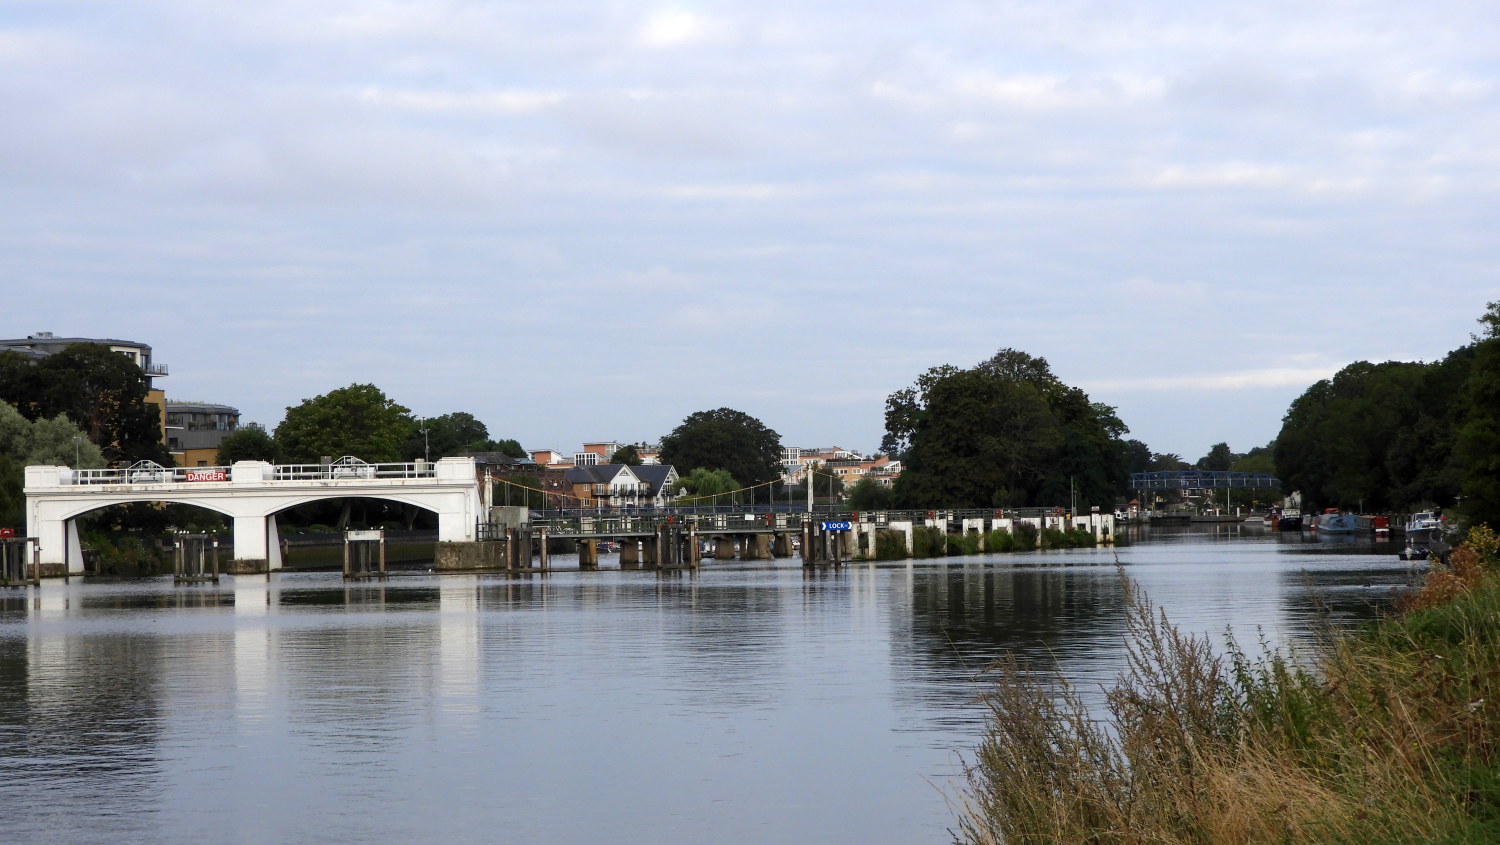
top-left (58, 461), bottom-right (438, 486)
top-left (271, 462), bottom-right (438, 481)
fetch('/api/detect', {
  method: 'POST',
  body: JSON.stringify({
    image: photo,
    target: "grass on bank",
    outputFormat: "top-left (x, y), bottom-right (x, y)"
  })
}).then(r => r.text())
top-left (953, 527), bottom-right (1500, 844)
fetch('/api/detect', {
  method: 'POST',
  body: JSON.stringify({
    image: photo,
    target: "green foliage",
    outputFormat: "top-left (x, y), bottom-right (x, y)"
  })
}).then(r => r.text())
top-left (0, 345), bottom-right (167, 464)
top-left (1012, 522), bottom-right (1039, 551)
top-left (1278, 351), bottom-right (1471, 512)
top-left (215, 425), bottom-right (279, 465)
top-left (947, 530), bottom-right (982, 556)
top-left (846, 477), bottom-right (894, 510)
top-left (886, 348), bottom-right (1128, 509)
top-left (985, 528), bottom-right (1015, 552)
top-left (1194, 441), bottom-right (1235, 471)
top-left (659, 407), bottom-right (781, 485)
top-left (911, 525), bottom-right (947, 558)
top-left (490, 438), bottom-right (528, 459)
top-left (401, 411), bottom-right (490, 461)
top-left (956, 566), bottom-right (1500, 843)
top-left (874, 530), bottom-right (908, 560)
top-left (275, 383), bottom-right (411, 463)
top-left (610, 444), bottom-right (643, 466)
top-left (0, 401), bottom-right (104, 527)
top-left (674, 467), bottom-right (741, 505)
top-left (1460, 307), bottom-right (1500, 527)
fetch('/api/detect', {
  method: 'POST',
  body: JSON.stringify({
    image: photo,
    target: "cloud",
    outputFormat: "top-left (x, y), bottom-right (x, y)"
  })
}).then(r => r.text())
top-left (1082, 366), bottom-right (1343, 393)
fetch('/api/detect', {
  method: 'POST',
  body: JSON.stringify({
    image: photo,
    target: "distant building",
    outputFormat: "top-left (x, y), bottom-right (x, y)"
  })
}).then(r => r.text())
top-left (165, 403), bottom-right (240, 466)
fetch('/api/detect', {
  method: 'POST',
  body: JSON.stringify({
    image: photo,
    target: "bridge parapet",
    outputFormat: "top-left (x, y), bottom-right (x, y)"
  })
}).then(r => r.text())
top-left (28, 459), bottom-right (444, 487)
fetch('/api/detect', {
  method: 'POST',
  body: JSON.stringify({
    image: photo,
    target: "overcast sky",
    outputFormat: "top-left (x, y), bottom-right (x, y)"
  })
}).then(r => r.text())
top-left (4, 1), bottom-right (1498, 461)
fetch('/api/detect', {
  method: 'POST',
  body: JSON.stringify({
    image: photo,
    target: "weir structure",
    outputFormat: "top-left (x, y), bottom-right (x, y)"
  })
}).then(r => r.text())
top-left (24, 457), bottom-right (482, 575)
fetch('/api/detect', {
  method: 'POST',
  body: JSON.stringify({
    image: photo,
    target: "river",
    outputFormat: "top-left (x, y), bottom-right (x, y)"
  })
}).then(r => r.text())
top-left (0, 524), bottom-right (1418, 844)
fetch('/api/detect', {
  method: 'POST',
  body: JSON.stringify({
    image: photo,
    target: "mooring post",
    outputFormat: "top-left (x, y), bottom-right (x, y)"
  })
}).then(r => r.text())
top-left (537, 526), bottom-right (549, 572)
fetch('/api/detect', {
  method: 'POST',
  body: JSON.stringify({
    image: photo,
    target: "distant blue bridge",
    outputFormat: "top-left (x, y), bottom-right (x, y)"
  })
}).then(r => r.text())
top-left (1129, 471), bottom-right (1281, 491)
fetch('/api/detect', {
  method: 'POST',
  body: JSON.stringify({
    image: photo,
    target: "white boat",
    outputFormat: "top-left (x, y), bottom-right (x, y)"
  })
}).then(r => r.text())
top-left (1405, 512), bottom-right (1442, 542)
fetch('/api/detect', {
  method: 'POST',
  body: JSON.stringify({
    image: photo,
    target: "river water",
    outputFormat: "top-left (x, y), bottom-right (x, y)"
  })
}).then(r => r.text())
top-left (0, 525), bottom-right (1418, 844)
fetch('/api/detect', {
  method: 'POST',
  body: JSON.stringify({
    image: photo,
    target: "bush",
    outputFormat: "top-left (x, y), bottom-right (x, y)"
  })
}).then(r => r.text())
top-left (1039, 527), bottom-right (1068, 549)
top-left (986, 528), bottom-right (1015, 552)
top-left (1012, 522), bottom-right (1038, 551)
top-left (947, 530), bottom-right (983, 556)
top-left (912, 525), bottom-right (947, 558)
top-left (874, 530), bottom-right (908, 560)
top-left (954, 529), bottom-right (1500, 844)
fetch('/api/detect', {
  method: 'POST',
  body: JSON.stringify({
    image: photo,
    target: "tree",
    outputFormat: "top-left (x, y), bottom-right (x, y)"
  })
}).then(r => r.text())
top-left (0, 345), bottom-right (167, 464)
top-left (885, 349), bottom-right (1128, 508)
top-left (1460, 302), bottom-right (1500, 526)
top-left (673, 467), bottom-right (742, 506)
top-left (846, 477), bottom-right (894, 510)
top-left (1195, 443), bottom-right (1237, 472)
top-left (1276, 361), bottom-right (1431, 511)
top-left (401, 411), bottom-right (490, 461)
top-left (216, 426), bottom-right (280, 465)
top-left (659, 408), bottom-right (782, 485)
top-left (0, 401), bottom-right (104, 527)
top-left (275, 384), bottom-right (411, 463)
top-left (610, 444), bottom-right (643, 466)
top-left (803, 463), bottom-right (846, 503)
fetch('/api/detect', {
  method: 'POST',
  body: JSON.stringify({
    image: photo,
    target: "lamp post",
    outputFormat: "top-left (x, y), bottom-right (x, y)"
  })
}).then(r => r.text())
top-left (73, 436), bottom-right (82, 468)
top-left (418, 417), bottom-right (430, 463)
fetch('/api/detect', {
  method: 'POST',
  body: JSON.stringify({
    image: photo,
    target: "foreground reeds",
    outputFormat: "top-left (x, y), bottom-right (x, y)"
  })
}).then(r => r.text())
top-left (953, 527), bottom-right (1500, 844)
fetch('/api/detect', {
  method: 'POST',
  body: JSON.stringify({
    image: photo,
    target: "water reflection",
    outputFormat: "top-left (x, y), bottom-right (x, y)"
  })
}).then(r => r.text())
top-left (0, 533), bottom-right (1422, 845)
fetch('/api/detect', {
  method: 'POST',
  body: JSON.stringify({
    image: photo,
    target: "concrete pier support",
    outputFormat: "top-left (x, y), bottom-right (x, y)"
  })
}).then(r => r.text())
top-left (772, 533), bottom-right (792, 557)
top-left (744, 534), bottom-right (771, 560)
top-left (713, 538), bottom-right (736, 560)
top-left (621, 540), bottom-right (640, 568)
top-left (229, 514), bottom-right (273, 574)
top-left (577, 539), bottom-right (598, 569)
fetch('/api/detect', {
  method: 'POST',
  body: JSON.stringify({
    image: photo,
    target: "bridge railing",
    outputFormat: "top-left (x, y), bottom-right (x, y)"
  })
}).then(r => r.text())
top-left (271, 462), bottom-right (438, 481)
top-left (64, 465), bottom-right (233, 485)
top-left (53, 461), bottom-right (439, 486)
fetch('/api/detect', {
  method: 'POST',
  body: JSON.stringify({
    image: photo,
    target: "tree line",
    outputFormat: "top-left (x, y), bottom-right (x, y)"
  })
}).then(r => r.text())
top-left (1274, 302), bottom-right (1500, 527)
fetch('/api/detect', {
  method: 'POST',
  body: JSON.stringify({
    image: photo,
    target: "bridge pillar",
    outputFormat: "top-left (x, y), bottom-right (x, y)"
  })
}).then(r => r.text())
top-left (577, 539), bottom-right (598, 569)
top-left (772, 533), bottom-right (792, 557)
top-left (744, 534), bottom-right (771, 560)
top-left (230, 515), bottom-right (274, 574)
top-left (621, 540), bottom-right (640, 568)
top-left (713, 538), bottom-right (736, 560)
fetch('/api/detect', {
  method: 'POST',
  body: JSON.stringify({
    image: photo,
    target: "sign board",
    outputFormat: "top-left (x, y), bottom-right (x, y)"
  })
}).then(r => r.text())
top-left (184, 469), bottom-right (227, 483)
top-left (346, 530), bottom-right (384, 542)
top-left (820, 521), bottom-right (852, 531)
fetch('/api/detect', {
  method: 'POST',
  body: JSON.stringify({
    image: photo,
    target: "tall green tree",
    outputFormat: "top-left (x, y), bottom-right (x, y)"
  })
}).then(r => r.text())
top-left (275, 384), bottom-right (411, 463)
top-left (1195, 442), bottom-right (1237, 471)
top-left (885, 348), bottom-right (1127, 508)
top-left (659, 408), bottom-right (781, 485)
top-left (0, 401), bottom-right (104, 527)
top-left (0, 345), bottom-right (167, 464)
top-left (402, 411), bottom-right (490, 461)
top-left (1276, 361), bottom-right (1433, 511)
top-left (1460, 302), bottom-right (1500, 526)
top-left (846, 477), bottom-right (894, 510)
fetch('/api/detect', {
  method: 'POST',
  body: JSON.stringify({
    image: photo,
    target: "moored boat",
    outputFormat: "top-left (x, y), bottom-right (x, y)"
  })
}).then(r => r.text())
top-left (1314, 508), bottom-right (1358, 534)
top-left (1405, 511), bottom-right (1443, 542)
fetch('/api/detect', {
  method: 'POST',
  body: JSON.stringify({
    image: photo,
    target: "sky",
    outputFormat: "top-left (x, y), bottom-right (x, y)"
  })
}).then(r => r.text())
top-left (4, 1), bottom-right (1498, 462)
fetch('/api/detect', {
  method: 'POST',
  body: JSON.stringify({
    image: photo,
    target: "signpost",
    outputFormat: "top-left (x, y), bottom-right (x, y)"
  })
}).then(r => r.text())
top-left (820, 521), bottom-right (851, 531)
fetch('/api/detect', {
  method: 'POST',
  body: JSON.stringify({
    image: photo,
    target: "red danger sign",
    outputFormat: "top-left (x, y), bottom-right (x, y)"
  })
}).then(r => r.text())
top-left (185, 470), bottom-right (227, 482)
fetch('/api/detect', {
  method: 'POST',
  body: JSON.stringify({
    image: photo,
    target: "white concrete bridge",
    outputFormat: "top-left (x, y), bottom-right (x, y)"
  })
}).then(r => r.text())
top-left (24, 457), bottom-right (482, 574)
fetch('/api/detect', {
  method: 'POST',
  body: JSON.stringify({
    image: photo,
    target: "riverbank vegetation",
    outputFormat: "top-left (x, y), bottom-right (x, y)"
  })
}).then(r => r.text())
top-left (953, 527), bottom-right (1500, 844)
